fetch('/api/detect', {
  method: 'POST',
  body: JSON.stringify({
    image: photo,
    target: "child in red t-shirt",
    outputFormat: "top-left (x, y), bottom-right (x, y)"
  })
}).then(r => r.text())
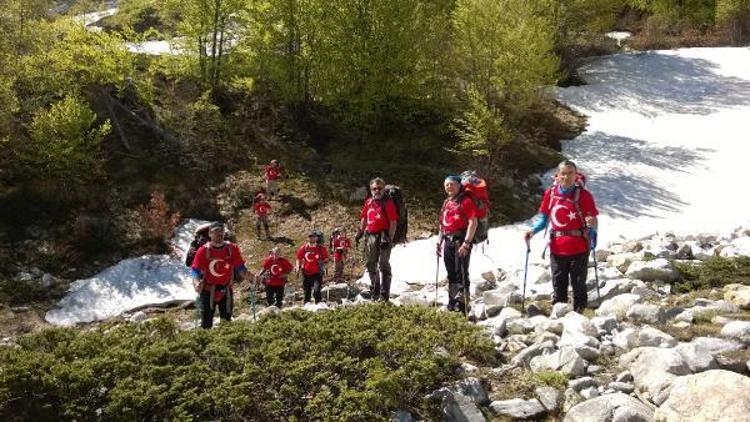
top-left (260, 247), bottom-right (293, 308)
top-left (330, 228), bottom-right (352, 282)
top-left (263, 159), bottom-right (283, 200)
top-left (296, 232), bottom-right (329, 304)
top-left (253, 193), bottom-right (272, 239)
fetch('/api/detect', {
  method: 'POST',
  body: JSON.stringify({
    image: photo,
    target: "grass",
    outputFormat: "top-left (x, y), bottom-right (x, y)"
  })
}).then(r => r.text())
top-left (657, 321), bottom-right (722, 342)
top-left (672, 256), bottom-right (750, 293)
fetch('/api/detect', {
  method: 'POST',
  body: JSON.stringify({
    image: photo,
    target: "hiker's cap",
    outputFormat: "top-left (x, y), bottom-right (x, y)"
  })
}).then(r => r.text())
top-left (209, 222), bottom-right (225, 232)
top-left (444, 175), bottom-right (461, 185)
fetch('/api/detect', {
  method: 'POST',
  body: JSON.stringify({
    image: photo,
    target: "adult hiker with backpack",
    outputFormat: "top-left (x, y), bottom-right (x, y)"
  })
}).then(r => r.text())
top-left (436, 175), bottom-right (478, 314)
top-left (190, 222), bottom-right (249, 328)
top-left (263, 159), bottom-right (283, 200)
top-left (296, 230), bottom-right (330, 304)
top-left (253, 192), bottom-right (272, 240)
top-left (355, 177), bottom-right (405, 303)
top-left (330, 227), bottom-right (352, 283)
top-left (185, 223), bottom-right (212, 267)
top-left (524, 160), bottom-right (599, 313)
top-left (259, 247), bottom-right (293, 308)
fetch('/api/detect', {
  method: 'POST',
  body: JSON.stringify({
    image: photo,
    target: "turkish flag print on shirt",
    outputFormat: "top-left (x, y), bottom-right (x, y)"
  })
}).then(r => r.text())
top-left (192, 243), bottom-right (245, 285)
top-left (360, 198), bottom-right (398, 233)
top-left (296, 244), bottom-right (329, 275)
top-left (264, 165), bottom-right (282, 181)
top-left (441, 195), bottom-right (477, 234)
top-left (254, 201), bottom-right (271, 216)
top-left (540, 187), bottom-right (598, 256)
top-left (262, 256), bottom-right (293, 287)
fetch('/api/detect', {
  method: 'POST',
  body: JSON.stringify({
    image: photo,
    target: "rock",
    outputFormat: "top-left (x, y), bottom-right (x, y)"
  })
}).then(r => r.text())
top-left (129, 311), bottom-right (147, 323)
top-left (714, 353), bottom-right (749, 374)
top-left (393, 291), bottom-right (431, 307)
top-left (592, 315), bottom-right (619, 335)
top-left (609, 382), bottom-right (635, 394)
top-left (596, 249), bottom-right (613, 262)
top-left (460, 363), bottom-right (479, 375)
top-left (428, 381), bottom-right (488, 422)
top-left (626, 303), bottom-right (666, 324)
top-left (575, 345), bottom-right (601, 361)
top-left (596, 294), bottom-right (641, 320)
top-left (675, 244), bottom-right (694, 260)
top-left (481, 271), bottom-right (496, 283)
top-left (41, 273), bottom-right (56, 289)
top-left (612, 327), bottom-right (638, 350)
top-left (625, 259), bottom-right (678, 282)
top-left (536, 319), bottom-right (564, 336)
top-left (525, 302), bottom-right (544, 317)
top-left (580, 386), bottom-right (599, 400)
top-left (675, 337), bottom-right (744, 372)
top-left (551, 302), bottom-right (572, 319)
top-left (530, 347), bottom-right (586, 377)
top-left (588, 278), bottom-right (640, 307)
top-left (480, 306), bottom-right (522, 337)
top-left (616, 370), bottom-right (633, 383)
top-left (569, 377), bottom-right (597, 392)
top-left (654, 370), bottom-right (750, 422)
top-left (454, 377), bottom-right (489, 405)
top-left (619, 347), bottom-right (691, 398)
top-left (564, 393), bottom-right (654, 422)
top-left (719, 236), bottom-right (750, 257)
top-left (489, 398), bottom-right (546, 419)
top-left (724, 284), bottom-right (750, 310)
top-left (257, 306), bottom-right (282, 318)
top-left (483, 288), bottom-right (512, 316)
top-left (587, 365), bottom-right (602, 375)
top-left (506, 318), bottom-right (535, 335)
top-left (562, 388), bottom-right (583, 413)
top-left (391, 410), bottom-right (413, 422)
top-left (607, 253), bottom-right (641, 273)
top-left (635, 326), bottom-right (677, 348)
top-left (721, 321), bottom-right (750, 344)
top-left (511, 341), bottom-right (556, 367)
top-left (535, 386), bottom-right (561, 412)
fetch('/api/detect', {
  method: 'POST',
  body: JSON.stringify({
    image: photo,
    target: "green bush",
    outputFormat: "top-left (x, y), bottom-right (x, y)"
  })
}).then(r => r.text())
top-left (0, 305), bottom-right (495, 421)
top-left (716, 0), bottom-right (750, 44)
top-left (672, 256), bottom-right (750, 293)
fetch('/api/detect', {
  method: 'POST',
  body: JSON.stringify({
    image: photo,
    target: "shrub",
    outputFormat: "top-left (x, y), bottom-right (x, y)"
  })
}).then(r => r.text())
top-left (716, 0), bottom-right (750, 44)
top-left (136, 190), bottom-right (182, 247)
top-left (0, 305), bottom-right (496, 421)
top-left (672, 256), bottom-right (750, 293)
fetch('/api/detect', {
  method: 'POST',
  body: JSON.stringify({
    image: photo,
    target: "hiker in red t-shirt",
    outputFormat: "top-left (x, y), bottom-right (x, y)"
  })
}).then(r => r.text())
top-left (295, 231), bottom-right (330, 304)
top-left (330, 228), bottom-right (352, 282)
top-left (259, 247), bottom-right (293, 308)
top-left (253, 192), bottom-right (272, 239)
top-left (263, 159), bottom-right (283, 200)
top-left (355, 177), bottom-right (398, 302)
top-left (190, 222), bottom-right (249, 328)
top-left (436, 175), bottom-right (478, 314)
top-left (525, 160), bottom-right (599, 312)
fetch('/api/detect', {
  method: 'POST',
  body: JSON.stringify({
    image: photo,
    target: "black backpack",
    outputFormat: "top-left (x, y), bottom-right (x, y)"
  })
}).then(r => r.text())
top-left (185, 234), bottom-right (209, 267)
top-left (381, 185), bottom-right (408, 244)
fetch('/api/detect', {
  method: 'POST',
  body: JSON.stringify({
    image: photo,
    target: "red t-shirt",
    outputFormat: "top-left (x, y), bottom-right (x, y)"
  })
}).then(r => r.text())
top-left (296, 244), bottom-right (329, 275)
top-left (540, 186), bottom-right (598, 256)
top-left (192, 243), bottom-right (245, 286)
top-left (264, 165), bottom-right (282, 181)
top-left (441, 194), bottom-right (477, 234)
top-left (331, 236), bottom-right (352, 262)
top-left (360, 197), bottom-right (398, 234)
top-left (262, 256), bottom-right (293, 287)
top-left (254, 201), bottom-right (271, 216)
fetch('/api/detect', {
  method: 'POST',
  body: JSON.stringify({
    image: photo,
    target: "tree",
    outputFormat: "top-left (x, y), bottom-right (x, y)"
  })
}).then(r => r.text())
top-left (716, 0), bottom-right (750, 44)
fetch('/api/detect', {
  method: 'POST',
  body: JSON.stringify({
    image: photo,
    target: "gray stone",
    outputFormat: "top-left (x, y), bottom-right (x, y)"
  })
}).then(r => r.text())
top-left (129, 311), bottom-right (147, 323)
top-left (619, 347), bottom-right (691, 398)
top-left (596, 294), bottom-right (642, 320)
top-left (525, 301), bottom-right (544, 317)
top-left (530, 347), bottom-right (586, 377)
top-left (511, 341), bottom-right (556, 368)
top-left (551, 302), bottom-right (572, 319)
top-left (569, 377), bottom-right (597, 392)
top-left (428, 382), bottom-right (487, 422)
top-left (721, 320), bottom-right (750, 344)
top-left (627, 303), bottom-right (666, 324)
top-left (675, 337), bottom-right (744, 372)
top-left (724, 284), bottom-right (750, 310)
top-left (535, 386), bottom-right (561, 412)
top-left (616, 370), bottom-right (633, 383)
top-left (588, 278), bottom-right (639, 307)
top-left (562, 388), bottom-right (584, 414)
top-left (580, 386), bottom-right (599, 400)
top-left (563, 393), bottom-right (654, 422)
top-left (506, 318), bottom-right (535, 335)
top-left (635, 326), bottom-right (677, 348)
top-left (655, 370), bottom-right (750, 422)
top-left (41, 273), bottom-right (56, 289)
top-left (587, 365), bottom-right (603, 375)
top-left (454, 377), bottom-right (489, 405)
top-left (675, 244), bottom-right (694, 260)
top-left (607, 253), bottom-right (642, 273)
top-left (489, 398), bottom-right (546, 419)
top-left (612, 327), bottom-right (639, 350)
top-left (609, 382), bottom-right (635, 394)
top-left (391, 409), bottom-right (413, 422)
top-left (592, 315), bottom-right (619, 335)
top-left (575, 344), bottom-right (601, 362)
top-left (625, 259), bottom-right (678, 282)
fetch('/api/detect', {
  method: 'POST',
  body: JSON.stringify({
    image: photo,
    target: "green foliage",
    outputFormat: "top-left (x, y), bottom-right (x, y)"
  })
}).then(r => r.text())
top-left (716, 0), bottom-right (750, 44)
top-left (23, 96), bottom-right (111, 184)
top-left (627, 0), bottom-right (717, 31)
top-left (533, 370), bottom-right (569, 389)
top-left (673, 256), bottom-right (750, 293)
top-left (0, 305), bottom-right (496, 421)
top-left (452, 85), bottom-right (511, 161)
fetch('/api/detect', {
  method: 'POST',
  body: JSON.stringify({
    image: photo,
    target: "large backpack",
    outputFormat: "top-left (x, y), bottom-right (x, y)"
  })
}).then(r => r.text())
top-left (184, 224), bottom-right (211, 267)
top-left (460, 170), bottom-right (490, 244)
top-left (381, 185), bottom-right (408, 244)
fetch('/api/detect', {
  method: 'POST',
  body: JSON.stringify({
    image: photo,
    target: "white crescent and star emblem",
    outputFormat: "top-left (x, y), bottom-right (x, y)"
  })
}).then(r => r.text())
top-left (442, 208), bottom-right (457, 227)
top-left (208, 259), bottom-right (230, 277)
top-left (551, 203), bottom-right (579, 228)
top-left (304, 251), bottom-right (317, 263)
top-left (270, 264), bottom-right (282, 275)
top-left (366, 207), bottom-right (382, 225)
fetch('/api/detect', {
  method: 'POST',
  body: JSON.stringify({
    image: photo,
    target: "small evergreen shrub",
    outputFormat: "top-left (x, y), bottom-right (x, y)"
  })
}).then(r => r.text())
top-left (0, 305), bottom-right (495, 421)
top-left (672, 256), bottom-right (750, 293)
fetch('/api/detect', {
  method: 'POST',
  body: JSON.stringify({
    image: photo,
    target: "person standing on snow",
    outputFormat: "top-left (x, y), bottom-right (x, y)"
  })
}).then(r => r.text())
top-left (355, 178), bottom-right (398, 302)
top-left (436, 175), bottom-right (478, 314)
top-left (191, 222), bottom-right (249, 328)
top-left (524, 160), bottom-right (599, 313)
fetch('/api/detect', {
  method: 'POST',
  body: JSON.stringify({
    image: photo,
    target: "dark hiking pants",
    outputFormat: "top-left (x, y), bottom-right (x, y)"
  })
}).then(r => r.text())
top-left (364, 232), bottom-right (392, 301)
top-left (550, 252), bottom-right (589, 312)
top-left (256, 215), bottom-right (270, 237)
top-left (200, 286), bottom-right (232, 329)
top-left (303, 273), bottom-right (323, 304)
top-left (443, 237), bottom-right (471, 313)
top-left (266, 285), bottom-right (284, 308)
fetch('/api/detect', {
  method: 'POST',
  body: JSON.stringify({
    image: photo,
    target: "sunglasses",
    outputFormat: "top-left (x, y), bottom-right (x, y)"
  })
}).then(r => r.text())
top-left (371, 186), bottom-right (383, 191)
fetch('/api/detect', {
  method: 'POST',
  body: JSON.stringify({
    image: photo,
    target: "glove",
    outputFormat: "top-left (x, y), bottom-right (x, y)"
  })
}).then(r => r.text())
top-left (588, 228), bottom-right (597, 249)
top-left (524, 230), bottom-right (533, 242)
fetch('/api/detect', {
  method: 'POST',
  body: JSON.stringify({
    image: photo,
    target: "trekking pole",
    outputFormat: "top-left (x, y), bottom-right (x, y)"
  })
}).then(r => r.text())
top-left (592, 246), bottom-right (601, 304)
top-left (250, 278), bottom-right (258, 321)
top-left (522, 238), bottom-right (531, 315)
top-left (194, 294), bottom-right (201, 329)
top-left (435, 255), bottom-right (440, 308)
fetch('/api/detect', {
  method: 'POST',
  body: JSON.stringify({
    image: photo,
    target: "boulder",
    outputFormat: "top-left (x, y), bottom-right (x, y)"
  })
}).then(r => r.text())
top-left (724, 284), bottom-right (750, 310)
top-left (655, 370), bottom-right (750, 422)
top-left (625, 258), bottom-right (678, 282)
top-left (530, 347), bottom-right (586, 377)
top-left (489, 399), bottom-right (546, 419)
top-left (626, 303), bottom-right (666, 324)
top-left (635, 326), bottom-right (677, 348)
top-left (510, 341), bottom-right (556, 368)
top-left (551, 302), bottom-right (572, 319)
top-left (674, 337), bottom-right (744, 373)
top-left (591, 315), bottom-right (619, 335)
top-left (563, 393), bottom-right (654, 422)
top-left (392, 291), bottom-right (431, 307)
top-left (596, 294), bottom-right (641, 320)
top-left (391, 410), bottom-right (413, 422)
top-left (619, 347), bottom-right (691, 398)
top-left (612, 327), bottom-right (639, 350)
top-left (587, 278), bottom-right (639, 307)
top-left (607, 253), bottom-right (642, 273)
top-left (721, 321), bottom-right (750, 344)
top-left (535, 386), bottom-right (561, 412)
